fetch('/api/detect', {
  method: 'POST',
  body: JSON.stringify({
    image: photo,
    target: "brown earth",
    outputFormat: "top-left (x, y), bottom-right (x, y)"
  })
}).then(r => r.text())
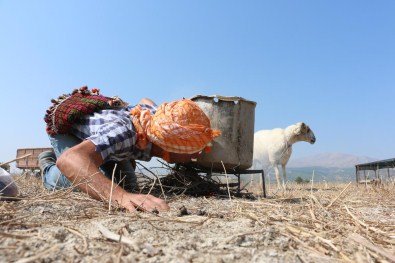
top-left (1, 173), bottom-right (395, 263)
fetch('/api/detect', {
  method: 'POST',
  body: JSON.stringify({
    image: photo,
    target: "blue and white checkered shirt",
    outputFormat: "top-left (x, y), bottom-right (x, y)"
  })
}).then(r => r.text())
top-left (70, 104), bottom-right (157, 163)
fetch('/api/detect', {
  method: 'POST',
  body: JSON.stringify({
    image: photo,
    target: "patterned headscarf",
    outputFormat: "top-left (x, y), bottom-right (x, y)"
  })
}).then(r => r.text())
top-left (130, 99), bottom-right (221, 160)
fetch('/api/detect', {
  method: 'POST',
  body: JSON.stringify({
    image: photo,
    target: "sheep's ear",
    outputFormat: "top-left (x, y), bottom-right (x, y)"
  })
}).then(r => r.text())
top-left (294, 123), bottom-right (303, 135)
top-left (302, 122), bottom-right (309, 131)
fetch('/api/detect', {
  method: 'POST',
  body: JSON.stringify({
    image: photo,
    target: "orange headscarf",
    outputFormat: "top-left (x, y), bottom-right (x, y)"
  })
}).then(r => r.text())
top-left (130, 99), bottom-right (221, 160)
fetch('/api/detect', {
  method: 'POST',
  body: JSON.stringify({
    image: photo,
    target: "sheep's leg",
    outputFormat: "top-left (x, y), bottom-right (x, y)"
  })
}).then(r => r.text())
top-left (281, 165), bottom-right (287, 190)
top-left (273, 165), bottom-right (282, 189)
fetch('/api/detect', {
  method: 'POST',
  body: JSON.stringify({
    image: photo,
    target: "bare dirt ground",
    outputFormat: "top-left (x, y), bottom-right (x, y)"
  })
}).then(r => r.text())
top-left (1, 172), bottom-right (395, 263)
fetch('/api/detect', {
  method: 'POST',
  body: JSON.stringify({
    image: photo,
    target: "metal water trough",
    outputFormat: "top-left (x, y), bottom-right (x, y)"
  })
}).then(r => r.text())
top-left (187, 95), bottom-right (266, 197)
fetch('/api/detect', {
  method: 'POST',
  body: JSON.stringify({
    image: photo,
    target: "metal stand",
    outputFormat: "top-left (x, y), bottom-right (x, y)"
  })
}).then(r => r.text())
top-left (183, 165), bottom-right (266, 198)
top-left (232, 169), bottom-right (266, 198)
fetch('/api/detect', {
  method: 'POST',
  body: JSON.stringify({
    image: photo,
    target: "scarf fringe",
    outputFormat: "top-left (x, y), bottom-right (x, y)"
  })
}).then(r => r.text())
top-left (44, 86), bottom-right (128, 135)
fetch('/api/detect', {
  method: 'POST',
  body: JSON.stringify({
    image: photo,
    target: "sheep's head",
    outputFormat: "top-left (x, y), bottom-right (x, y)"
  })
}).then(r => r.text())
top-left (293, 122), bottom-right (316, 144)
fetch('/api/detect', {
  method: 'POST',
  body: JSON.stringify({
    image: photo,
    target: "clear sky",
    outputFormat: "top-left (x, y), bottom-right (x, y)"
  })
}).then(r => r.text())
top-left (1, 1), bottom-right (394, 167)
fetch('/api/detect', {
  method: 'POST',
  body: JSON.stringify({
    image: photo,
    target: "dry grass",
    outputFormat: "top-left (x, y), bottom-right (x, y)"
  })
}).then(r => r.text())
top-left (1, 172), bottom-right (394, 263)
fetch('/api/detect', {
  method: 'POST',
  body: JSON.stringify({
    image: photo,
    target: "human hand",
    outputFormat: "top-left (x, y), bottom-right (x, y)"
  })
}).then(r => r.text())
top-left (118, 193), bottom-right (170, 213)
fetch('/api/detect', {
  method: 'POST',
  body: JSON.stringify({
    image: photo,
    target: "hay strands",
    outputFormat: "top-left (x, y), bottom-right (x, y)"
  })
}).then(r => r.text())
top-left (14, 243), bottom-right (63, 263)
top-left (95, 222), bottom-right (139, 251)
top-left (349, 233), bottom-right (395, 262)
top-left (0, 153), bottom-right (32, 166)
top-left (326, 182), bottom-right (352, 208)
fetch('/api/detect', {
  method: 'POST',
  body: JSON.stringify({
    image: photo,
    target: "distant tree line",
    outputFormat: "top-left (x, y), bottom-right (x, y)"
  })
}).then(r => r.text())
top-left (294, 176), bottom-right (310, 184)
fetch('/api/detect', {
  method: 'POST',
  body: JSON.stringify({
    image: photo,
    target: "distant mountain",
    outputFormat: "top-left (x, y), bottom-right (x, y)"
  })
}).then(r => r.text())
top-left (288, 152), bottom-right (378, 168)
top-left (285, 166), bottom-right (356, 182)
top-left (260, 152), bottom-right (380, 182)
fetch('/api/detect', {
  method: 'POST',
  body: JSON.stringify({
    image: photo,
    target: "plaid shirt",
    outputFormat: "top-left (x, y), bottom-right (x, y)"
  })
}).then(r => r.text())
top-left (70, 104), bottom-right (157, 163)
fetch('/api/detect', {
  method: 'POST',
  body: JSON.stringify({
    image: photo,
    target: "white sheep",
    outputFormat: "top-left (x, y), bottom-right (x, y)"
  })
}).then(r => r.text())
top-left (252, 122), bottom-right (316, 190)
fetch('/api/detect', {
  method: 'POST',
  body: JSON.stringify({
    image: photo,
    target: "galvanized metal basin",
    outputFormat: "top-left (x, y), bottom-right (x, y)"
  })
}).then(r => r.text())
top-left (190, 95), bottom-right (256, 171)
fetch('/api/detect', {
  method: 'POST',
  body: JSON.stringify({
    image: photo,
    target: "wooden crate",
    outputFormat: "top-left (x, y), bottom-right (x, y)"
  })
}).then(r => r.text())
top-left (16, 148), bottom-right (54, 169)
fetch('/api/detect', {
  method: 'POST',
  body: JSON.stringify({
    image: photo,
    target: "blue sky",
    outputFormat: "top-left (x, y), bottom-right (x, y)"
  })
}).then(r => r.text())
top-left (1, 1), bottom-right (394, 167)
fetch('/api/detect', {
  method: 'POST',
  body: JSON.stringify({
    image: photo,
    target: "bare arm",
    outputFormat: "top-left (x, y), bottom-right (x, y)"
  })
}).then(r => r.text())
top-left (138, 98), bottom-right (156, 106)
top-left (56, 140), bottom-right (169, 212)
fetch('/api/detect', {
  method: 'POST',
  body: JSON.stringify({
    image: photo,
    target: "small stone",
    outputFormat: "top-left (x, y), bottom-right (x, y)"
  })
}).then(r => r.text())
top-left (178, 205), bottom-right (189, 216)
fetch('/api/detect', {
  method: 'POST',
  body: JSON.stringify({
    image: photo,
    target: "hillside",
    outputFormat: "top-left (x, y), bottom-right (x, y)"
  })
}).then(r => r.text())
top-left (264, 152), bottom-right (379, 183)
top-left (285, 166), bottom-right (356, 182)
top-left (288, 152), bottom-right (377, 168)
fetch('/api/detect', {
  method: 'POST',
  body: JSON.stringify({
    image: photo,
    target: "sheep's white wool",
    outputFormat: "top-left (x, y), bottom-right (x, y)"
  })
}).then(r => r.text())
top-left (252, 122), bottom-right (316, 190)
